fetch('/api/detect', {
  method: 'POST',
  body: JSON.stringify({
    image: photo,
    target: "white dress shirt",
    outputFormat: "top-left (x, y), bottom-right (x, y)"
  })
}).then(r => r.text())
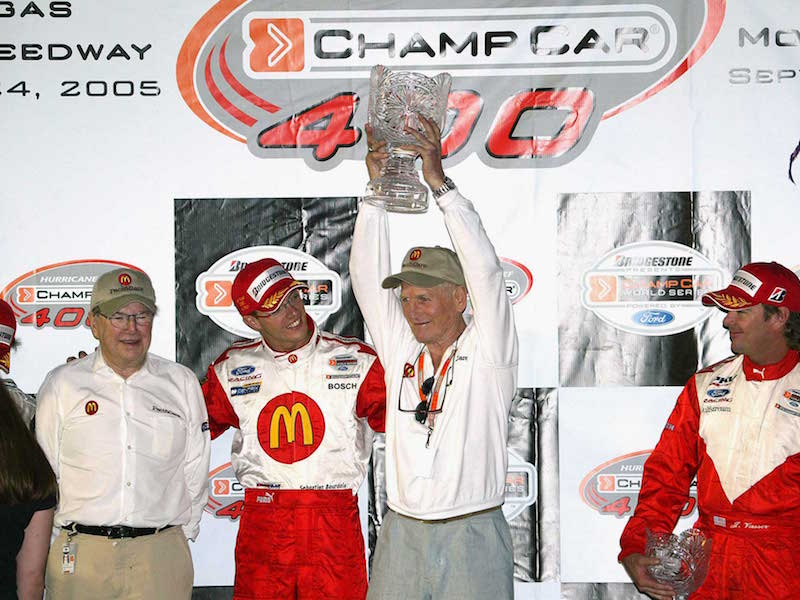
top-left (36, 351), bottom-right (211, 540)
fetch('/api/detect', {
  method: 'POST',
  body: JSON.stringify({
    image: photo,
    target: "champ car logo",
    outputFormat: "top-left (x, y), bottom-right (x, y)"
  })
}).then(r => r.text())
top-left (1, 260), bottom-right (142, 330)
top-left (580, 450), bottom-right (698, 518)
top-left (500, 258), bottom-right (533, 304)
top-left (177, 1), bottom-right (723, 169)
top-left (196, 245), bottom-right (342, 338)
top-left (582, 241), bottom-right (725, 336)
top-left (206, 462), bottom-right (246, 520)
top-left (502, 448), bottom-right (538, 522)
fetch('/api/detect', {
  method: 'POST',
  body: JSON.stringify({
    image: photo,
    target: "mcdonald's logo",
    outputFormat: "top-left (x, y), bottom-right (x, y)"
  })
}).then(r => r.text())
top-left (85, 400), bottom-right (99, 415)
top-left (257, 392), bottom-right (325, 464)
top-left (269, 404), bottom-right (313, 449)
top-left (118, 273), bottom-right (132, 286)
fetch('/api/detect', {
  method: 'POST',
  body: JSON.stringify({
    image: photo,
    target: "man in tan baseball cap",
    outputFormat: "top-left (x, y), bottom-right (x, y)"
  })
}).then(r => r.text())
top-left (36, 266), bottom-right (210, 599)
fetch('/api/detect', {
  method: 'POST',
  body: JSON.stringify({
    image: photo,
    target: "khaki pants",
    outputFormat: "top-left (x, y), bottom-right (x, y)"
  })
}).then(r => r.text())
top-left (367, 508), bottom-right (514, 600)
top-left (45, 526), bottom-right (193, 599)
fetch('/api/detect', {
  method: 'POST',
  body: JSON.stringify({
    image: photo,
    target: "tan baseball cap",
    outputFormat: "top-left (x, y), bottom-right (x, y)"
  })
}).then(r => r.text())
top-left (381, 246), bottom-right (465, 289)
top-left (91, 268), bottom-right (156, 315)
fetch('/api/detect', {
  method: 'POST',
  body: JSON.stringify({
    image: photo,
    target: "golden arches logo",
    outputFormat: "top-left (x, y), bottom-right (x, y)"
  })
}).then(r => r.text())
top-left (85, 401), bottom-right (99, 415)
top-left (118, 273), bottom-right (132, 286)
top-left (269, 403), bottom-right (313, 448)
top-left (409, 249), bottom-right (422, 261)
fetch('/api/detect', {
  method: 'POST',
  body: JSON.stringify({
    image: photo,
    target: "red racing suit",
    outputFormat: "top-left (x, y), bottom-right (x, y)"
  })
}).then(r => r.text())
top-left (620, 349), bottom-right (800, 599)
top-left (202, 317), bottom-right (385, 600)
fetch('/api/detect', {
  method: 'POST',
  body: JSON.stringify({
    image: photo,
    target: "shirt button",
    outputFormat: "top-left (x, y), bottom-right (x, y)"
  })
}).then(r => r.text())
top-left (127, 445), bottom-right (132, 450)
top-left (126, 482), bottom-right (132, 487)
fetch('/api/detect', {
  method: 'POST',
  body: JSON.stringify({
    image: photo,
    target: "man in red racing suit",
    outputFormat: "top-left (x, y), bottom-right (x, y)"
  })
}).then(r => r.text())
top-left (202, 258), bottom-right (385, 600)
top-left (619, 262), bottom-right (800, 600)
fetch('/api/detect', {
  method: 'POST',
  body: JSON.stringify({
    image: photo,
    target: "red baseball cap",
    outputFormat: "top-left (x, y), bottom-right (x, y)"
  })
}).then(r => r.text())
top-left (0, 298), bottom-right (17, 373)
top-left (231, 258), bottom-right (308, 316)
top-left (701, 262), bottom-right (800, 312)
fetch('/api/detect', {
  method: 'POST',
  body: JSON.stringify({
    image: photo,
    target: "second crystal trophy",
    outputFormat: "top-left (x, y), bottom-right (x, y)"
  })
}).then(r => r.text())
top-left (366, 64), bottom-right (452, 213)
top-left (645, 528), bottom-right (712, 600)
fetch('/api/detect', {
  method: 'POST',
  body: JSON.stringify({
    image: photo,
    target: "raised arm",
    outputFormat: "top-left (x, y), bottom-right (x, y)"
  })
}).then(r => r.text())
top-left (350, 126), bottom-right (414, 361)
top-left (409, 116), bottom-right (518, 367)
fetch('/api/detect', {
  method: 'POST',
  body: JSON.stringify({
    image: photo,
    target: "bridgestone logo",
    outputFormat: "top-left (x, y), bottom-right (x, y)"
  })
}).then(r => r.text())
top-left (732, 274), bottom-right (757, 291)
top-left (615, 256), bottom-right (693, 267)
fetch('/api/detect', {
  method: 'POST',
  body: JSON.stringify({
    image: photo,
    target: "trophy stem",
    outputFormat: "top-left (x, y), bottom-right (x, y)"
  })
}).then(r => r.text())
top-left (365, 148), bottom-right (429, 213)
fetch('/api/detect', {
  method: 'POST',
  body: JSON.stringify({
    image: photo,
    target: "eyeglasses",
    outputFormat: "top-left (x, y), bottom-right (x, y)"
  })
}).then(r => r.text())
top-left (415, 377), bottom-right (435, 424)
top-left (397, 352), bottom-right (456, 425)
top-left (101, 311), bottom-right (154, 329)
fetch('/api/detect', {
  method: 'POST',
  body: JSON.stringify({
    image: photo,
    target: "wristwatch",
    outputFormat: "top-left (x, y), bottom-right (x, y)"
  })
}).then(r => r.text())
top-left (431, 176), bottom-right (456, 199)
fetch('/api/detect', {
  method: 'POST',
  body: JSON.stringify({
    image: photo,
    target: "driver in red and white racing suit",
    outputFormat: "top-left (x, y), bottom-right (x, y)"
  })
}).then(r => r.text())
top-left (202, 258), bottom-right (385, 600)
top-left (619, 262), bottom-right (800, 600)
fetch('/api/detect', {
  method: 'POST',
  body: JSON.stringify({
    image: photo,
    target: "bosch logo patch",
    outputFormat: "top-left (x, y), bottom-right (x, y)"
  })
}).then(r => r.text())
top-left (328, 382), bottom-right (357, 390)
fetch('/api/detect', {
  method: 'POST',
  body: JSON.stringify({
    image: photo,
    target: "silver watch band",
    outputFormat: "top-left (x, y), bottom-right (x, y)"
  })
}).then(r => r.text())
top-left (432, 176), bottom-right (456, 199)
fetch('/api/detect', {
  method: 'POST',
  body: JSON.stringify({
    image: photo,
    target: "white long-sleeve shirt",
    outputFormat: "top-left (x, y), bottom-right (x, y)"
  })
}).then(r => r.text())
top-left (350, 189), bottom-right (519, 519)
top-left (35, 351), bottom-right (211, 540)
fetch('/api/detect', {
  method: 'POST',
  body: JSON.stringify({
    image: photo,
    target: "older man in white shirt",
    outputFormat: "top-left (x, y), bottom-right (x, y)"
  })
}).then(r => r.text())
top-left (36, 267), bottom-right (211, 599)
top-left (351, 117), bottom-right (518, 599)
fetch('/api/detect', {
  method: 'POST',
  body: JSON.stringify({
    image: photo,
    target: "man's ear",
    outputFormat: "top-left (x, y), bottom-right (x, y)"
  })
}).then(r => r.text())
top-left (771, 306), bottom-right (790, 330)
top-left (454, 285), bottom-right (468, 312)
top-left (87, 312), bottom-right (101, 341)
top-left (242, 315), bottom-right (261, 332)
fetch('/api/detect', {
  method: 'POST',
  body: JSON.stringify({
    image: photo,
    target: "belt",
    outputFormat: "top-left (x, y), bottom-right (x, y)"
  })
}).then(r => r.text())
top-left (67, 523), bottom-right (174, 539)
top-left (399, 505), bottom-right (501, 524)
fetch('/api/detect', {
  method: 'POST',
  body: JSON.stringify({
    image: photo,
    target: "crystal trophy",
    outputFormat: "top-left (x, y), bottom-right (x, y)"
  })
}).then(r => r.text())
top-left (365, 64), bottom-right (452, 213)
top-left (645, 529), bottom-right (712, 599)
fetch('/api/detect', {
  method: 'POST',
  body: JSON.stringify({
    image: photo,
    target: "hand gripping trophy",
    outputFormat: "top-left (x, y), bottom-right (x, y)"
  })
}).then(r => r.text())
top-left (645, 528), bottom-right (712, 599)
top-left (365, 64), bottom-right (451, 213)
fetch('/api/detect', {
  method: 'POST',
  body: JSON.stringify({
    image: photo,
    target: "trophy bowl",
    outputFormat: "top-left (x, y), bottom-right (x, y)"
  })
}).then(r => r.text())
top-left (365, 64), bottom-right (452, 213)
top-left (645, 529), bottom-right (712, 600)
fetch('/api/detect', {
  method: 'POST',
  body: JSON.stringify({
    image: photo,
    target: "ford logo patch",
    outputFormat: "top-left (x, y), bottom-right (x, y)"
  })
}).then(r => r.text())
top-left (632, 310), bottom-right (675, 326)
top-left (707, 388), bottom-right (729, 398)
top-left (231, 366), bottom-right (256, 376)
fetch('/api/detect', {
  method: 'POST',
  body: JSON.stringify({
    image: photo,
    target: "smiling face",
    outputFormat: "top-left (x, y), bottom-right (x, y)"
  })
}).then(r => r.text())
top-left (400, 282), bottom-right (467, 350)
top-left (243, 289), bottom-right (311, 352)
top-left (722, 303), bottom-right (789, 365)
top-left (89, 301), bottom-right (153, 377)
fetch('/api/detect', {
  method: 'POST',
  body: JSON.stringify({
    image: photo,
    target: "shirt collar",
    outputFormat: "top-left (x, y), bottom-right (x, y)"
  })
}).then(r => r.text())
top-left (262, 316), bottom-right (318, 365)
top-left (91, 348), bottom-right (151, 379)
top-left (742, 349), bottom-right (799, 381)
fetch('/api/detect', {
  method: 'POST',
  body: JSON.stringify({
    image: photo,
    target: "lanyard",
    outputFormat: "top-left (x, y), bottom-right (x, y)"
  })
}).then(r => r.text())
top-left (416, 347), bottom-right (456, 413)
